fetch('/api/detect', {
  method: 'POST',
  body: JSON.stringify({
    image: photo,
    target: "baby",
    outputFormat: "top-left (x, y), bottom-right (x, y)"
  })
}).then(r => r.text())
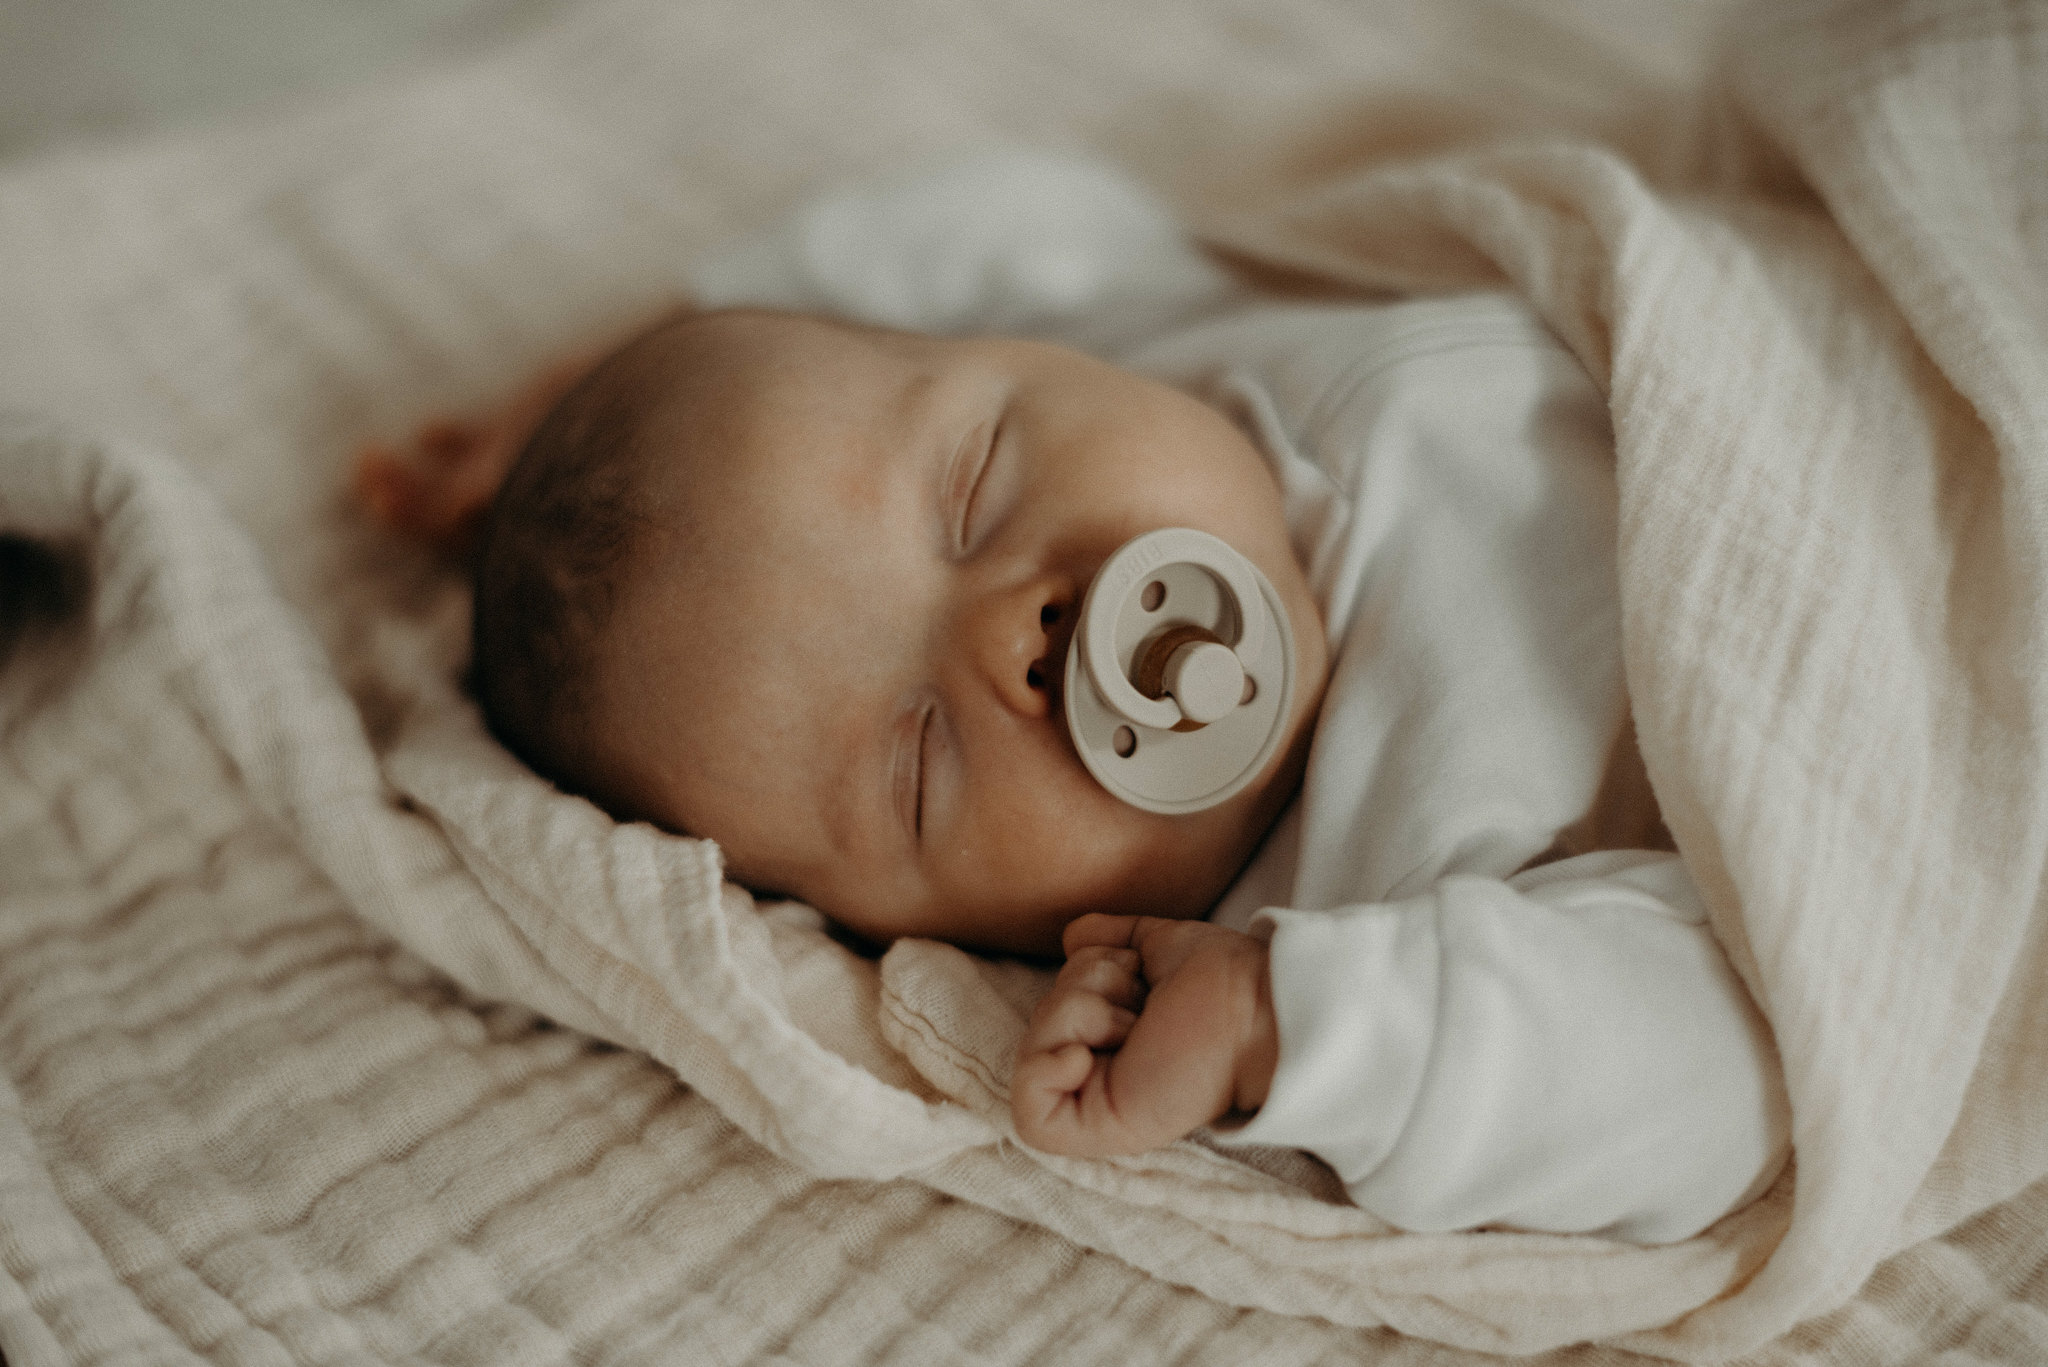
top-left (434, 291), bottom-right (1788, 1244)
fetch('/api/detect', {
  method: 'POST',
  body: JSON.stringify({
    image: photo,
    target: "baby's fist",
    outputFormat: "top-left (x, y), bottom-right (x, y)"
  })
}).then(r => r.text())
top-left (1011, 914), bottom-right (1276, 1158)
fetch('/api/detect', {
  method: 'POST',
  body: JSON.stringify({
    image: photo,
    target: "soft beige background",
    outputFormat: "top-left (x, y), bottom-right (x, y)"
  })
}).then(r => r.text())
top-left (4, 4), bottom-right (2047, 1365)
top-left (0, 1), bottom-right (1730, 160)
top-left (0, 0), bottom-right (558, 157)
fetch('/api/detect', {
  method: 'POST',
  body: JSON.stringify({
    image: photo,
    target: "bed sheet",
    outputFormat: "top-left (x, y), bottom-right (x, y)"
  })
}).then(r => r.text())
top-left (4, 1), bottom-right (2046, 1364)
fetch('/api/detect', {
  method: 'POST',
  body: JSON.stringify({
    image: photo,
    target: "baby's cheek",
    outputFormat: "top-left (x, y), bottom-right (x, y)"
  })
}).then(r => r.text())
top-left (1005, 781), bottom-right (1136, 871)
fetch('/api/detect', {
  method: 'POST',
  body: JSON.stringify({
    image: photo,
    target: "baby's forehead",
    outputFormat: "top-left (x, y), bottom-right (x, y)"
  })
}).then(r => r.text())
top-left (642, 315), bottom-right (955, 510)
top-left (666, 308), bottom-right (928, 400)
top-left (656, 311), bottom-right (918, 435)
top-left (618, 325), bottom-right (906, 571)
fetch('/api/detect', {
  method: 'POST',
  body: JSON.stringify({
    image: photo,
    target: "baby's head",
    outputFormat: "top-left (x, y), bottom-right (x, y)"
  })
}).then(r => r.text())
top-left (474, 309), bottom-right (1328, 955)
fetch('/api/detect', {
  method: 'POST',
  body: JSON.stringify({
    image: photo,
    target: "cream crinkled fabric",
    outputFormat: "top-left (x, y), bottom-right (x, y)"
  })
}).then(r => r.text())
top-left (2, 0), bottom-right (2046, 1361)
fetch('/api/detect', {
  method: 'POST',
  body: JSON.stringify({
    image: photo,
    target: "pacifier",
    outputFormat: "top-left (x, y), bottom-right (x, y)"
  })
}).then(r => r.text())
top-left (1063, 528), bottom-right (1296, 814)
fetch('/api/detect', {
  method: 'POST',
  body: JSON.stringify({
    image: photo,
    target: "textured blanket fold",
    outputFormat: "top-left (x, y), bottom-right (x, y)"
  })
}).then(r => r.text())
top-left (1204, 0), bottom-right (2048, 1341)
top-left (2, 0), bottom-right (2044, 1362)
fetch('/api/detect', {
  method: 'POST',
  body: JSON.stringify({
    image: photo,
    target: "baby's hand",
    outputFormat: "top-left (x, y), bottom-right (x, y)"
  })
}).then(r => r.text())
top-left (1011, 914), bottom-right (1277, 1158)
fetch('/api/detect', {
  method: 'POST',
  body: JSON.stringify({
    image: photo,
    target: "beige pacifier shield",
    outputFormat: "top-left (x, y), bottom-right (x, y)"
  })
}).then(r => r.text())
top-left (1064, 529), bottom-right (1295, 815)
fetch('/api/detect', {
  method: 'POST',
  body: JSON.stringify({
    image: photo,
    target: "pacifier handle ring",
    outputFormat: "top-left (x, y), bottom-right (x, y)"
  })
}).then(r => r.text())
top-left (1080, 528), bottom-right (1269, 731)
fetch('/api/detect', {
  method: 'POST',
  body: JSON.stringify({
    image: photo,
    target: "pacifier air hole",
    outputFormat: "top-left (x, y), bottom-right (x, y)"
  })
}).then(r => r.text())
top-left (1063, 527), bottom-right (1296, 814)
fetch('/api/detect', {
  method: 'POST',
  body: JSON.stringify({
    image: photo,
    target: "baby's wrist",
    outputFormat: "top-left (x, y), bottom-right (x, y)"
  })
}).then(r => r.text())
top-left (1229, 940), bottom-right (1278, 1115)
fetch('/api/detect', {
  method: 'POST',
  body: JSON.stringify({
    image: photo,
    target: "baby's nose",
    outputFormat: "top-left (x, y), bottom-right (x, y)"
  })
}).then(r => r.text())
top-left (969, 580), bottom-right (1072, 719)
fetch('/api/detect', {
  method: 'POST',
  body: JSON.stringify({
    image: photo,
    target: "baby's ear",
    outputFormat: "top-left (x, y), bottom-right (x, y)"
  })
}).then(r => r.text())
top-left (353, 353), bottom-right (598, 561)
top-left (354, 420), bottom-right (502, 560)
top-left (355, 303), bottom-right (696, 559)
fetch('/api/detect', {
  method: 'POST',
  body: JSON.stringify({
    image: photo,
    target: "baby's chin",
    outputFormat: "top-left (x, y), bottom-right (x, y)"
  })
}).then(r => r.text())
top-left (847, 865), bottom-right (1213, 961)
top-left (1024, 833), bottom-right (1268, 957)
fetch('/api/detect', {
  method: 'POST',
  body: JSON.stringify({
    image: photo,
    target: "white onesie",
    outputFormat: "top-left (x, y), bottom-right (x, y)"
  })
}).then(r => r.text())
top-left (1123, 293), bottom-right (1791, 1245)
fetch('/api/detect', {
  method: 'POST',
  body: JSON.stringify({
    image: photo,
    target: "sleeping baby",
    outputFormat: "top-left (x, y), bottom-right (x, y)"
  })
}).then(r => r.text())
top-left (393, 279), bottom-right (1788, 1245)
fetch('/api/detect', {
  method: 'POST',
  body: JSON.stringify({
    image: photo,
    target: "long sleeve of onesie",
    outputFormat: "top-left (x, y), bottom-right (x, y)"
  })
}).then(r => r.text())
top-left (1129, 293), bottom-right (1789, 1243)
top-left (1215, 850), bottom-right (1789, 1244)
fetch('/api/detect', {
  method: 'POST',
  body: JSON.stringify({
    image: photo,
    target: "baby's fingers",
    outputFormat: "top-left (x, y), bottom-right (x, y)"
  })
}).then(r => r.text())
top-left (1061, 945), bottom-right (1144, 1011)
top-left (1013, 982), bottom-right (1130, 1154)
top-left (1026, 984), bottom-right (1136, 1056)
top-left (1011, 1040), bottom-right (1096, 1134)
top-left (1009, 1042), bottom-right (1166, 1159)
top-left (1062, 912), bottom-right (1143, 956)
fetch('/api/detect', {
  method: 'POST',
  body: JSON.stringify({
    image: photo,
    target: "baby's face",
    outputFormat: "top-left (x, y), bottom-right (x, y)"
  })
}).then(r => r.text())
top-left (587, 312), bottom-right (1327, 956)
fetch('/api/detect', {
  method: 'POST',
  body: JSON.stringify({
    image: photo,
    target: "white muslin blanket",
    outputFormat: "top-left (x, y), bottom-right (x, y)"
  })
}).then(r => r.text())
top-left (1, 0), bottom-right (2044, 1361)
